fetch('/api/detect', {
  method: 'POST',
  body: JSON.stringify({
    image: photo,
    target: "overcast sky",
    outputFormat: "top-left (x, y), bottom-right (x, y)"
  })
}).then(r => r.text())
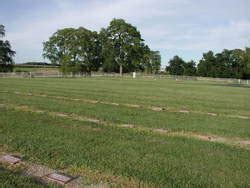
top-left (1, 0), bottom-right (250, 67)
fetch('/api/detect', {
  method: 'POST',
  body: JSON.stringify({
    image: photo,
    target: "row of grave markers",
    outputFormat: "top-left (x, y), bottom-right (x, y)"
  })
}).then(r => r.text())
top-left (0, 154), bottom-right (77, 186)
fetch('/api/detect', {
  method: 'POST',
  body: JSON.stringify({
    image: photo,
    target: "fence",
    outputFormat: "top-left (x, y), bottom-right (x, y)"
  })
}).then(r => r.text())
top-left (0, 71), bottom-right (249, 85)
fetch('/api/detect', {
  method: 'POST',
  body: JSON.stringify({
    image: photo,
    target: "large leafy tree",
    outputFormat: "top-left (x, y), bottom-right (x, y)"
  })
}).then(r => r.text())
top-left (166, 55), bottom-right (185, 75)
top-left (68, 27), bottom-right (101, 75)
top-left (197, 51), bottom-right (216, 77)
top-left (197, 49), bottom-right (249, 79)
top-left (101, 18), bottom-right (146, 75)
top-left (148, 51), bottom-right (161, 74)
top-left (0, 25), bottom-right (15, 72)
top-left (43, 27), bottom-right (101, 75)
top-left (230, 49), bottom-right (245, 79)
top-left (183, 60), bottom-right (196, 76)
top-left (43, 28), bottom-right (75, 65)
top-left (242, 47), bottom-right (250, 79)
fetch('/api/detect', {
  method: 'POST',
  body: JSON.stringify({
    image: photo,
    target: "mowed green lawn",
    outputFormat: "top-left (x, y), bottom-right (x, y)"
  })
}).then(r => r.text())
top-left (0, 77), bottom-right (249, 187)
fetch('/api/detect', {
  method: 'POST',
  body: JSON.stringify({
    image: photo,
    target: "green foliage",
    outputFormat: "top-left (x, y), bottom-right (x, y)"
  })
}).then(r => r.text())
top-left (167, 48), bottom-right (250, 79)
top-left (100, 18), bottom-right (150, 74)
top-left (145, 50), bottom-right (161, 74)
top-left (43, 27), bottom-right (101, 75)
top-left (198, 48), bottom-right (250, 79)
top-left (166, 55), bottom-right (185, 75)
top-left (197, 51), bottom-right (216, 77)
top-left (242, 47), bottom-right (250, 79)
top-left (0, 25), bottom-right (15, 72)
top-left (43, 19), bottom-right (160, 75)
top-left (184, 60), bottom-right (196, 76)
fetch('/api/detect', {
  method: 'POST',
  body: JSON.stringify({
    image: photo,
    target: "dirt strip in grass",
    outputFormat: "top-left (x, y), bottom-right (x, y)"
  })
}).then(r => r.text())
top-left (1, 103), bottom-right (249, 149)
top-left (2, 90), bottom-right (249, 120)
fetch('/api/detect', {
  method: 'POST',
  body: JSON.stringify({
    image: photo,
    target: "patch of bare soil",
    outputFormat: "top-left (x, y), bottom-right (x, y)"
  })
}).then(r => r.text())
top-left (72, 98), bottom-right (81, 101)
top-left (233, 115), bottom-right (249, 119)
top-left (195, 135), bottom-right (213, 141)
top-left (179, 110), bottom-right (189, 113)
top-left (153, 129), bottom-right (169, 134)
top-left (85, 118), bottom-right (100, 123)
top-left (151, 107), bottom-right (164, 111)
top-left (34, 110), bottom-right (45, 113)
top-left (38, 94), bottom-right (48, 97)
top-left (54, 113), bottom-right (69, 117)
top-left (55, 96), bottom-right (66, 100)
top-left (123, 104), bottom-right (140, 108)
top-left (100, 101), bottom-right (119, 106)
top-left (238, 140), bottom-right (250, 145)
top-left (206, 112), bottom-right (217, 116)
top-left (84, 99), bottom-right (99, 104)
top-left (120, 124), bottom-right (135, 128)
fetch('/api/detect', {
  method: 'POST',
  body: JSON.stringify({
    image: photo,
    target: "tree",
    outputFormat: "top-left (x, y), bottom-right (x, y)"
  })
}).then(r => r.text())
top-left (101, 18), bottom-right (145, 75)
top-left (241, 47), bottom-right (250, 79)
top-left (197, 49), bottom-right (250, 79)
top-left (148, 51), bottom-right (161, 74)
top-left (197, 51), bottom-right (216, 77)
top-left (99, 28), bottom-right (118, 72)
top-left (230, 49), bottom-right (245, 79)
top-left (0, 25), bottom-right (5, 37)
top-left (70, 27), bottom-right (102, 75)
top-left (183, 60), bottom-right (196, 76)
top-left (166, 55), bottom-right (185, 75)
top-left (43, 28), bottom-right (75, 65)
top-left (43, 27), bottom-right (101, 75)
top-left (0, 25), bottom-right (15, 72)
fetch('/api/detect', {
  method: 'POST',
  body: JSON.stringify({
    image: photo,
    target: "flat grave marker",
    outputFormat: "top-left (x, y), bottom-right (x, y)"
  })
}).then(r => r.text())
top-left (46, 172), bottom-right (75, 185)
top-left (0, 154), bottom-right (21, 165)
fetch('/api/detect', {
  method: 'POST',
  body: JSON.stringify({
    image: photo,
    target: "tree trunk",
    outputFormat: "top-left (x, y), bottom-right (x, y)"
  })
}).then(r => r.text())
top-left (119, 64), bottom-right (123, 76)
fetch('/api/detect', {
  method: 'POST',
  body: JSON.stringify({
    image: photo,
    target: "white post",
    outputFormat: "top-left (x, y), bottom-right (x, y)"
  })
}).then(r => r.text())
top-left (133, 72), bottom-right (136, 79)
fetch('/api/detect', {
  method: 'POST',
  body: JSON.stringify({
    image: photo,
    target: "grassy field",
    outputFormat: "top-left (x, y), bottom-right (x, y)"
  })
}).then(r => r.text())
top-left (0, 77), bottom-right (249, 187)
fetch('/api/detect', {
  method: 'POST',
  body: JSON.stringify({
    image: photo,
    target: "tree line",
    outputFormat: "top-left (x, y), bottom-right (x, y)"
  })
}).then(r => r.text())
top-left (166, 48), bottom-right (250, 79)
top-left (1, 20), bottom-right (249, 79)
top-left (43, 19), bottom-right (161, 75)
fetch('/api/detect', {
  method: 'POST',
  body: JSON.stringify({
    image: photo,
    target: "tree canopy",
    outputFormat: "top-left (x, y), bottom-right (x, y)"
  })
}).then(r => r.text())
top-left (43, 27), bottom-right (101, 75)
top-left (166, 55), bottom-right (185, 75)
top-left (0, 25), bottom-right (15, 72)
top-left (166, 48), bottom-right (250, 79)
top-left (197, 49), bottom-right (250, 79)
top-left (100, 19), bottom-right (150, 75)
top-left (43, 18), bottom-right (160, 75)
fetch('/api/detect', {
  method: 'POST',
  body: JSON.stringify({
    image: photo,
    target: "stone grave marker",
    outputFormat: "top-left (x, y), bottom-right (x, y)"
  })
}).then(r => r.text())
top-left (46, 172), bottom-right (75, 185)
top-left (0, 154), bottom-right (21, 165)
